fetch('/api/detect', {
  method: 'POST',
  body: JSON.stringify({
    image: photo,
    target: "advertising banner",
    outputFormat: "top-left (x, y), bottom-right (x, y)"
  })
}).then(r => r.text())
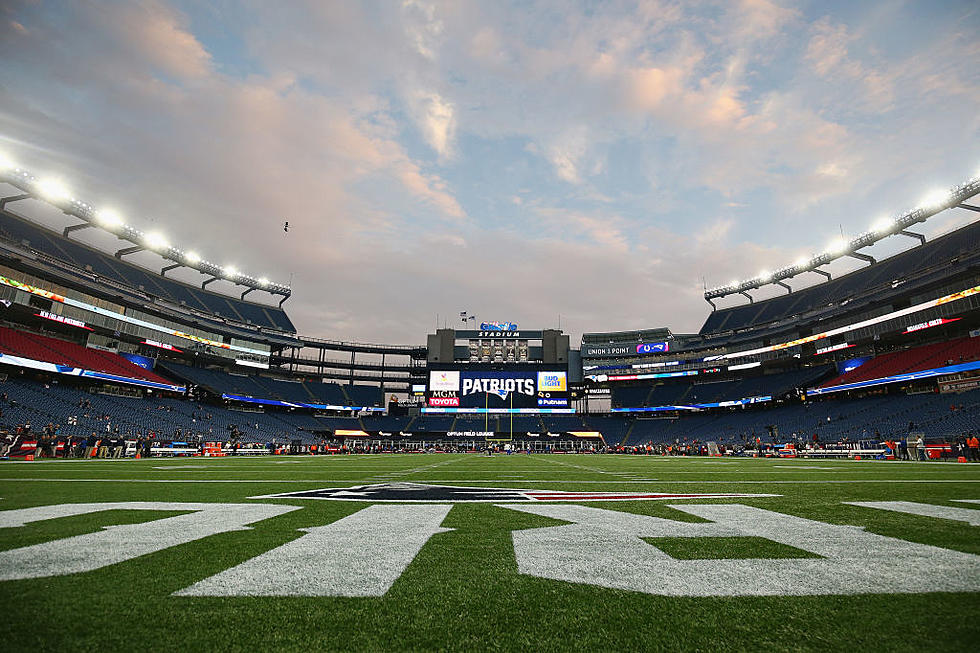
top-left (429, 370), bottom-right (460, 391)
top-left (427, 369), bottom-right (569, 409)
top-left (582, 341), bottom-right (670, 357)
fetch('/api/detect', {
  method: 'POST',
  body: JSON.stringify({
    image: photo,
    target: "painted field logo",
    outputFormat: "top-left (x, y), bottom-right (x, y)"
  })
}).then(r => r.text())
top-left (251, 483), bottom-right (779, 502)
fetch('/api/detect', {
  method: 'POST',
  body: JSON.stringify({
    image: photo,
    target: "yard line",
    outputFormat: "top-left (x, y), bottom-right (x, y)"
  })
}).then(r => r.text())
top-left (534, 455), bottom-right (655, 480)
top-left (2, 478), bottom-right (979, 484)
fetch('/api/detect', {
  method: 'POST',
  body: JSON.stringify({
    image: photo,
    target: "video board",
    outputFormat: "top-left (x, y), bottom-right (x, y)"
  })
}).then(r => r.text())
top-left (427, 369), bottom-right (569, 409)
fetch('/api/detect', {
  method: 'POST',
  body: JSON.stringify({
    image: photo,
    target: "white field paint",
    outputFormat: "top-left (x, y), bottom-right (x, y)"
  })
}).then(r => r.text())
top-left (952, 499), bottom-right (980, 504)
top-left (5, 478), bottom-right (980, 484)
top-left (845, 501), bottom-right (980, 526)
top-left (501, 503), bottom-right (980, 596)
top-left (175, 505), bottom-right (452, 597)
top-left (0, 502), bottom-right (298, 581)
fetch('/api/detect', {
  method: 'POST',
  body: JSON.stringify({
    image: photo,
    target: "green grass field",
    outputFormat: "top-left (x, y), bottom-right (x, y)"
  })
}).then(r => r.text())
top-left (1, 454), bottom-right (979, 652)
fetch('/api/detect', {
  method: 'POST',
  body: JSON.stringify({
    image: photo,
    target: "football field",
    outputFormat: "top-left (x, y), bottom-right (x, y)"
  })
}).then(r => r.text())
top-left (1, 454), bottom-right (979, 652)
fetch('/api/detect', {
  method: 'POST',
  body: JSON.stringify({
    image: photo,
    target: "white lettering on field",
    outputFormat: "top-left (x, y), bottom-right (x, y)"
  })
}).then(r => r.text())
top-left (845, 501), bottom-right (980, 526)
top-left (0, 502), bottom-right (299, 581)
top-left (174, 504), bottom-right (453, 597)
top-left (500, 503), bottom-right (980, 596)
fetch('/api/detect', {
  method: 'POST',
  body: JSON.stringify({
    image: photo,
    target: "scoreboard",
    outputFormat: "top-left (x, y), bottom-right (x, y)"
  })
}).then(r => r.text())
top-left (425, 368), bottom-right (570, 412)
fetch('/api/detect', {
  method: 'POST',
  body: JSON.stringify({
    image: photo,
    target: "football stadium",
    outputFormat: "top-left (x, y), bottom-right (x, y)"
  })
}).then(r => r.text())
top-left (1, 2), bottom-right (979, 651)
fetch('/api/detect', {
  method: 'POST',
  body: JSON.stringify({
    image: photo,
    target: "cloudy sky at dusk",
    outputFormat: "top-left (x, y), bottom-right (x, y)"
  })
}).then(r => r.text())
top-left (0, 0), bottom-right (977, 344)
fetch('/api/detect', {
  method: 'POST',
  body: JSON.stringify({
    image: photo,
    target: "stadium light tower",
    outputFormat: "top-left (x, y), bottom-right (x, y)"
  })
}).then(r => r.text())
top-left (95, 209), bottom-right (124, 229)
top-left (35, 178), bottom-right (71, 202)
top-left (0, 157), bottom-right (292, 305)
top-left (704, 173), bottom-right (980, 305)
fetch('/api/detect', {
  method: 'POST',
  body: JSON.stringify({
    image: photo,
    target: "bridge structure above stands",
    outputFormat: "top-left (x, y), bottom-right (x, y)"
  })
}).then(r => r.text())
top-left (271, 335), bottom-right (427, 392)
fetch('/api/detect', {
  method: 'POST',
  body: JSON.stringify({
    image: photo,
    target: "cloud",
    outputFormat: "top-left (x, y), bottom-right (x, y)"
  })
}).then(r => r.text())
top-left (115, 1), bottom-right (213, 80)
top-left (0, 0), bottom-right (977, 345)
top-left (402, 0), bottom-right (445, 60)
top-left (410, 90), bottom-right (457, 159)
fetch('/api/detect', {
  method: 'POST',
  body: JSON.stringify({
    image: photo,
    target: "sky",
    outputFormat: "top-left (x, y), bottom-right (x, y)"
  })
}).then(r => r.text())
top-left (0, 0), bottom-right (977, 345)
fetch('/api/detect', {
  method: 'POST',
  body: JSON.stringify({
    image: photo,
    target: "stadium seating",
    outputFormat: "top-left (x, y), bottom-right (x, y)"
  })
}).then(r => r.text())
top-left (623, 389), bottom-right (980, 446)
top-left (613, 367), bottom-right (834, 408)
top-left (157, 361), bottom-right (383, 407)
top-left (4, 372), bottom-right (978, 450)
top-left (0, 211), bottom-right (295, 332)
top-left (700, 220), bottom-right (980, 335)
top-left (0, 326), bottom-right (175, 385)
top-left (819, 336), bottom-right (980, 388)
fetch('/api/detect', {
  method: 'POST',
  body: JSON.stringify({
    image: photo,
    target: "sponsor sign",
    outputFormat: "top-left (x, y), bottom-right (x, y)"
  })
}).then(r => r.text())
top-left (411, 384), bottom-right (427, 397)
top-left (582, 344), bottom-right (635, 357)
top-left (537, 371), bottom-right (567, 392)
top-left (428, 396), bottom-right (460, 407)
top-left (37, 310), bottom-right (90, 330)
top-left (143, 339), bottom-right (182, 353)
top-left (904, 317), bottom-right (961, 334)
top-left (537, 397), bottom-right (568, 407)
top-left (816, 342), bottom-right (855, 355)
top-left (583, 342), bottom-right (670, 357)
top-left (480, 321), bottom-right (518, 331)
top-left (429, 370), bottom-right (460, 391)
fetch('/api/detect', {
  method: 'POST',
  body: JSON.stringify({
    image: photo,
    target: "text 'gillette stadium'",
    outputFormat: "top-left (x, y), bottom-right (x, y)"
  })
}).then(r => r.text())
top-left (2, 160), bottom-right (980, 456)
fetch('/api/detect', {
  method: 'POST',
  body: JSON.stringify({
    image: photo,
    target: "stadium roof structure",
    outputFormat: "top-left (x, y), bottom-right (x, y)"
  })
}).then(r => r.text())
top-left (0, 160), bottom-right (291, 306)
top-left (704, 174), bottom-right (980, 307)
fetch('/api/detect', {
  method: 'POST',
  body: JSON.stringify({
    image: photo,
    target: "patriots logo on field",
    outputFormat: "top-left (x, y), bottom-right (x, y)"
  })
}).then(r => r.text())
top-left (251, 483), bottom-right (779, 503)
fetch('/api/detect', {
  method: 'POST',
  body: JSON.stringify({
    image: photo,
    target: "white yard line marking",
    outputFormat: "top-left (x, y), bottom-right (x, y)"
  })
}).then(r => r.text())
top-left (1, 478), bottom-right (979, 484)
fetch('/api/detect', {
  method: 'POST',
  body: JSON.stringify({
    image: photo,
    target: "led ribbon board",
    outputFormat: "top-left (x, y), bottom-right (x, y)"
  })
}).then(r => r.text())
top-left (0, 351), bottom-right (185, 392)
top-left (0, 275), bottom-right (270, 357)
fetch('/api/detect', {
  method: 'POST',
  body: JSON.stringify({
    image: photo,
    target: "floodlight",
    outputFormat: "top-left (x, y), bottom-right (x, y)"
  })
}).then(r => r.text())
top-left (258, 277), bottom-right (269, 286)
top-left (757, 270), bottom-right (772, 282)
top-left (728, 279), bottom-right (739, 288)
top-left (871, 216), bottom-right (894, 233)
top-left (184, 251), bottom-right (201, 264)
top-left (36, 178), bottom-right (71, 202)
top-left (144, 232), bottom-right (169, 250)
top-left (794, 257), bottom-right (809, 267)
top-left (0, 153), bottom-right (14, 171)
top-left (95, 209), bottom-right (124, 229)
top-left (918, 188), bottom-right (950, 210)
top-left (224, 265), bottom-right (238, 278)
top-left (825, 238), bottom-right (848, 255)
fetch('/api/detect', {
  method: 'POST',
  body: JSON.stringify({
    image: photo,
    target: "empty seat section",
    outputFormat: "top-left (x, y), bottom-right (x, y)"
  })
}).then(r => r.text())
top-left (0, 326), bottom-right (175, 384)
